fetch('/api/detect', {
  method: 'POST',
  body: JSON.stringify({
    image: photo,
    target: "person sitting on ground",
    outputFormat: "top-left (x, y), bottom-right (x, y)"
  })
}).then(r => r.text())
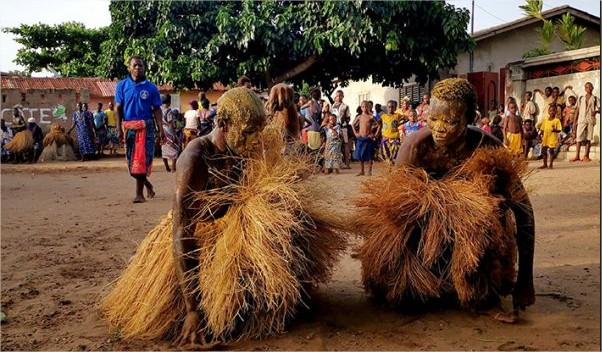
top-left (538, 104), bottom-right (562, 169)
top-left (1, 119), bottom-right (14, 163)
top-left (356, 78), bottom-right (535, 324)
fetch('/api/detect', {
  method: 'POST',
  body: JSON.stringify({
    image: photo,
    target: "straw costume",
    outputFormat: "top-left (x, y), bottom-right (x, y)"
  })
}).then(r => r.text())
top-left (39, 123), bottom-right (77, 162)
top-left (101, 88), bottom-right (347, 344)
top-left (4, 130), bottom-right (34, 154)
top-left (354, 78), bottom-right (535, 314)
top-left (355, 147), bottom-right (528, 307)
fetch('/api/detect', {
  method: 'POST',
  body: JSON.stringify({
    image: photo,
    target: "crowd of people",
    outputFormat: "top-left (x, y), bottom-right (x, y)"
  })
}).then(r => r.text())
top-left (474, 82), bottom-right (600, 168)
top-left (1, 78), bottom-right (598, 172)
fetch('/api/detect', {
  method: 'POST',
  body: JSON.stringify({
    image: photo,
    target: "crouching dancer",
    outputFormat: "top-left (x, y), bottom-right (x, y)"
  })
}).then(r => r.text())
top-left (355, 78), bottom-right (535, 323)
top-left (101, 88), bottom-right (346, 348)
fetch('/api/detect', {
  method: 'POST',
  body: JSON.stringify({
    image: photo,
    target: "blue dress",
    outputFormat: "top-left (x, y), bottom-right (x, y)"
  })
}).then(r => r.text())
top-left (73, 111), bottom-right (96, 155)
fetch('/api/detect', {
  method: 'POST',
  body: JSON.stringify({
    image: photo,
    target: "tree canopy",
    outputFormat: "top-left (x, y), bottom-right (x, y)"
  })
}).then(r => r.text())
top-left (7, 0), bottom-right (474, 93)
top-left (4, 22), bottom-right (108, 77)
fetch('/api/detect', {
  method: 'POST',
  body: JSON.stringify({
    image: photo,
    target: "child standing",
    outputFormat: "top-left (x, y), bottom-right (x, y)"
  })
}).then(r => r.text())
top-left (378, 100), bottom-right (402, 168)
top-left (400, 110), bottom-right (421, 141)
top-left (323, 114), bottom-right (343, 174)
top-left (352, 101), bottom-right (377, 176)
top-left (521, 119), bottom-right (538, 159)
top-left (539, 104), bottom-right (562, 169)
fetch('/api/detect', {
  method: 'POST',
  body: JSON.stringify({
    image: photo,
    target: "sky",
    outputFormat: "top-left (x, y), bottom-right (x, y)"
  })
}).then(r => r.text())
top-left (0, 0), bottom-right (600, 74)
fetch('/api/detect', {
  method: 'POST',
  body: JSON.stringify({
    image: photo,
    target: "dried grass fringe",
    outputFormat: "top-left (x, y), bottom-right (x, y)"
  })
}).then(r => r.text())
top-left (5, 130), bottom-right (33, 153)
top-left (100, 122), bottom-right (348, 342)
top-left (43, 124), bottom-right (74, 148)
top-left (355, 147), bottom-right (529, 307)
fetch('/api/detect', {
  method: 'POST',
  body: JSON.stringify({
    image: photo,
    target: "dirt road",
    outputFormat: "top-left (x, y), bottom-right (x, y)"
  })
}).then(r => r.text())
top-left (1, 157), bottom-right (599, 350)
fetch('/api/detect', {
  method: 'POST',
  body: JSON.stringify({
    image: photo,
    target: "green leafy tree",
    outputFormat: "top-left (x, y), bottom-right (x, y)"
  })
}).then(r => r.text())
top-left (3, 22), bottom-right (108, 76)
top-left (556, 12), bottom-right (587, 51)
top-left (520, 0), bottom-right (587, 58)
top-left (98, 0), bottom-right (474, 92)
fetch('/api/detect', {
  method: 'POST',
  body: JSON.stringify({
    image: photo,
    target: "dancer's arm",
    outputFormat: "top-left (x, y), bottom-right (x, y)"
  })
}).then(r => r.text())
top-left (172, 139), bottom-right (212, 345)
top-left (510, 187), bottom-right (536, 312)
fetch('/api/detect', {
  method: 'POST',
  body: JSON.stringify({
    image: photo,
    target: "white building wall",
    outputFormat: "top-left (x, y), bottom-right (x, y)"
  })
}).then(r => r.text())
top-left (526, 70), bottom-right (601, 143)
top-left (332, 76), bottom-right (399, 111)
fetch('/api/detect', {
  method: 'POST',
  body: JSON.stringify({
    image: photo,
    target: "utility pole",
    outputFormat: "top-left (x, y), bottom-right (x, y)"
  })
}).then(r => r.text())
top-left (469, 0), bottom-right (475, 73)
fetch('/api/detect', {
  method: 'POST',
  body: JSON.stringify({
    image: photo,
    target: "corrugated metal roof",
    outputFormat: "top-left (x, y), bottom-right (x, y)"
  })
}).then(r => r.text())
top-left (1, 77), bottom-right (173, 97)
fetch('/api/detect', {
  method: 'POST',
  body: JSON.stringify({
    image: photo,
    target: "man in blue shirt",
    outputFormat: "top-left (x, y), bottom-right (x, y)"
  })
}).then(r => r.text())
top-left (115, 56), bottom-right (165, 203)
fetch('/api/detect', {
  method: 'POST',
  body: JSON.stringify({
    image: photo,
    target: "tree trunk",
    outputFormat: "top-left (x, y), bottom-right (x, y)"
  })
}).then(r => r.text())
top-left (268, 55), bottom-right (318, 88)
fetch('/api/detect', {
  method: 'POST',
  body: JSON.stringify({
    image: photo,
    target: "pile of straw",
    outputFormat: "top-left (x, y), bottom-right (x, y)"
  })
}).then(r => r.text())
top-left (5, 130), bottom-right (33, 153)
top-left (100, 123), bottom-right (348, 343)
top-left (42, 123), bottom-right (74, 148)
top-left (355, 148), bottom-right (528, 307)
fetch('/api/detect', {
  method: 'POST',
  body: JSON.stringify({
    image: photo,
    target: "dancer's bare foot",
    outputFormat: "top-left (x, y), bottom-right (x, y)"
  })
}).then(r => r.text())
top-left (582, 156), bottom-right (591, 162)
top-left (356, 172), bottom-right (364, 176)
top-left (481, 307), bottom-right (519, 324)
top-left (570, 157), bottom-right (580, 162)
top-left (538, 165), bottom-right (547, 169)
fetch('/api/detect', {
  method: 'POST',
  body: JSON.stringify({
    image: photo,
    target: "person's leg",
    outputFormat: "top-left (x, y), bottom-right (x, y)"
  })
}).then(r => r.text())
top-left (144, 177), bottom-right (155, 198)
top-left (368, 160), bottom-right (373, 176)
top-left (134, 178), bottom-right (145, 203)
top-left (539, 147), bottom-right (548, 169)
top-left (571, 142), bottom-right (582, 161)
top-left (583, 140), bottom-right (592, 162)
top-left (549, 147), bottom-right (555, 169)
top-left (357, 161), bottom-right (365, 176)
top-left (171, 158), bottom-right (177, 172)
top-left (163, 158), bottom-right (171, 172)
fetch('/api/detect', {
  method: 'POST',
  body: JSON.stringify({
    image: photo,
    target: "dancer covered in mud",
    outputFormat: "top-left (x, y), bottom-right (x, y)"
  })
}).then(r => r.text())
top-left (101, 87), bottom-right (346, 348)
top-left (355, 78), bottom-right (535, 323)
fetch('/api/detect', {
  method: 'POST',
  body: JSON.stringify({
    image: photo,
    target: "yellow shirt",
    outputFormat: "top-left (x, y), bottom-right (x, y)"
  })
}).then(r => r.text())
top-left (380, 113), bottom-right (401, 139)
top-left (105, 109), bottom-right (117, 127)
top-left (540, 117), bottom-right (562, 148)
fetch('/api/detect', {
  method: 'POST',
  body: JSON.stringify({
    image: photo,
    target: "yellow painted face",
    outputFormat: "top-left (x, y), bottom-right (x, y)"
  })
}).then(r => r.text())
top-left (224, 118), bottom-right (264, 157)
top-left (427, 97), bottom-right (468, 147)
top-left (217, 87), bottom-right (267, 157)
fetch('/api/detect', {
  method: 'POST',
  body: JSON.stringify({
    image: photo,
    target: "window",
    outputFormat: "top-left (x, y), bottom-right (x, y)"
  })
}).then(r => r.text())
top-left (21, 93), bottom-right (26, 102)
top-left (358, 92), bottom-right (370, 106)
top-left (400, 83), bottom-right (429, 106)
top-left (40, 94), bottom-right (45, 102)
top-left (2, 95), bottom-right (6, 103)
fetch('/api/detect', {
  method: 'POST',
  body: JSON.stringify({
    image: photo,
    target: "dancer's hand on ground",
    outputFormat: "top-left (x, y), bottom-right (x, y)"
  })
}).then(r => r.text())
top-left (176, 311), bottom-right (203, 347)
top-left (512, 278), bottom-right (535, 311)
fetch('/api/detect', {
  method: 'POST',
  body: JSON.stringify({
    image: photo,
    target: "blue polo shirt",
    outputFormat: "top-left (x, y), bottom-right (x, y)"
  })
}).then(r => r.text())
top-left (115, 76), bottom-right (162, 121)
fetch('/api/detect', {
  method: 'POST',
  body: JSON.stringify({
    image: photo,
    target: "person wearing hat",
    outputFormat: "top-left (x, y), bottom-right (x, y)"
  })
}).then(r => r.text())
top-left (27, 117), bottom-right (44, 163)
